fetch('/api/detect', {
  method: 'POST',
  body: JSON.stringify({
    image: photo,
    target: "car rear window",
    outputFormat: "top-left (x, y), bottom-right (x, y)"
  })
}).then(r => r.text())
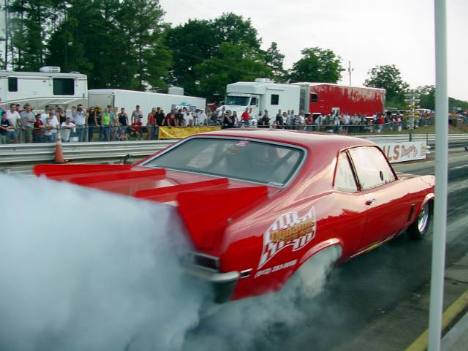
top-left (143, 138), bottom-right (304, 186)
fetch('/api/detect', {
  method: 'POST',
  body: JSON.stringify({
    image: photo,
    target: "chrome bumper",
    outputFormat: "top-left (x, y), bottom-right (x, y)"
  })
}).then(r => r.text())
top-left (185, 266), bottom-right (240, 303)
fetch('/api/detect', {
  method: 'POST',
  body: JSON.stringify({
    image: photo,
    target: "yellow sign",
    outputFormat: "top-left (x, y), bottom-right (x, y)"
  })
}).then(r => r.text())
top-left (158, 126), bottom-right (221, 139)
top-left (270, 218), bottom-right (316, 244)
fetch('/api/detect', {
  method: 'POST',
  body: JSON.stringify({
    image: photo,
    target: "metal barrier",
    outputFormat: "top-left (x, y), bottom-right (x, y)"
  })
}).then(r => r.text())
top-left (0, 140), bottom-right (177, 165)
top-left (1, 134), bottom-right (467, 168)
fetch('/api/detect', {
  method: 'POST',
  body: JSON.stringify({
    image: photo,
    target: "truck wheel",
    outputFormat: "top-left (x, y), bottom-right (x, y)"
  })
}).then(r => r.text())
top-left (408, 201), bottom-right (433, 240)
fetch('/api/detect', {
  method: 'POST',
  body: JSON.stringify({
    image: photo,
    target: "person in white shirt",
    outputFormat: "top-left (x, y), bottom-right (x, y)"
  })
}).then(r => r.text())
top-left (6, 104), bottom-right (21, 142)
top-left (196, 109), bottom-right (207, 126)
top-left (72, 105), bottom-right (86, 142)
top-left (185, 111), bottom-right (194, 126)
top-left (44, 112), bottom-right (59, 142)
top-left (61, 116), bottom-right (76, 142)
top-left (131, 105), bottom-right (143, 124)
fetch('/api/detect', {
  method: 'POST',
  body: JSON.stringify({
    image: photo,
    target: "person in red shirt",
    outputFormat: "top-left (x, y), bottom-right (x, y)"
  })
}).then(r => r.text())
top-left (130, 118), bottom-right (143, 140)
top-left (147, 108), bottom-right (157, 140)
top-left (33, 114), bottom-right (45, 143)
top-left (163, 112), bottom-right (177, 127)
top-left (377, 114), bottom-right (385, 133)
top-left (241, 108), bottom-right (250, 127)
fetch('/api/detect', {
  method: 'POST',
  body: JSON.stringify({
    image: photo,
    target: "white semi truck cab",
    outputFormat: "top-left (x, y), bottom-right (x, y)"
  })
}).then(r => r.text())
top-left (219, 78), bottom-right (301, 119)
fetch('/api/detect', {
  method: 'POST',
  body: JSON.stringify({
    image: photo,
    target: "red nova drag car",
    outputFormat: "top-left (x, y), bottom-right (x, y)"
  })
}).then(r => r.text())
top-left (34, 130), bottom-right (435, 302)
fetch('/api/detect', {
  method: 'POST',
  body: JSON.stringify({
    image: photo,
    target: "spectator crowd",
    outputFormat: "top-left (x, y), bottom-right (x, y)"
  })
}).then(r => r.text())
top-left (0, 103), bottom-right (209, 144)
top-left (0, 102), bottom-right (436, 145)
top-left (215, 107), bottom-right (434, 134)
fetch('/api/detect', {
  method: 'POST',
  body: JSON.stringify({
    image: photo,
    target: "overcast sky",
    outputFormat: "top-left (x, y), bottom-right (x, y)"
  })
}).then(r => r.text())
top-left (160, 0), bottom-right (467, 101)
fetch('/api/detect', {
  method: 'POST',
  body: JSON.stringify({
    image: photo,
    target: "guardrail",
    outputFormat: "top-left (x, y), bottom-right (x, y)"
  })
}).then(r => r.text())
top-left (1, 133), bottom-right (467, 168)
top-left (0, 140), bottom-right (177, 165)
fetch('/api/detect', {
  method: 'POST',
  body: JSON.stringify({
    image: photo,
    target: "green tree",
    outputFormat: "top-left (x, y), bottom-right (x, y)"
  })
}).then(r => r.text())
top-left (195, 42), bottom-right (271, 101)
top-left (118, 0), bottom-right (171, 91)
top-left (264, 42), bottom-right (286, 82)
top-left (45, 0), bottom-right (171, 90)
top-left (165, 19), bottom-right (218, 95)
top-left (364, 64), bottom-right (409, 108)
top-left (46, 0), bottom-right (124, 88)
top-left (165, 13), bottom-right (263, 96)
top-left (289, 47), bottom-right (343, 83)
top-left (212, 13), bottom-right (261, 49)
top-left (9, 0), bottom-right (57, 70)
top-left (415, 85), bottom-right (435, 110)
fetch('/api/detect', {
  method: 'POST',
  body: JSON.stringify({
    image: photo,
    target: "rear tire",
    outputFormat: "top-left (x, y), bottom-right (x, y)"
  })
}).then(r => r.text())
top-left (408, 201), bottom-right (432, 240)
top-left (288, 245), bottom-right (342, 299)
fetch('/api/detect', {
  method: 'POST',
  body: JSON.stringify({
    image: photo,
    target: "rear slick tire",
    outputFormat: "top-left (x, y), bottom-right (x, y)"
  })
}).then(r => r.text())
top-left (408, 201), bottom-right (432, 240)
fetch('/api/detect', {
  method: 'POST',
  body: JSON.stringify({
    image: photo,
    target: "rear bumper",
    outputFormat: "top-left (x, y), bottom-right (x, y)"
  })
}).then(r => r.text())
top-left (185, 266), bottom-right (240, 303)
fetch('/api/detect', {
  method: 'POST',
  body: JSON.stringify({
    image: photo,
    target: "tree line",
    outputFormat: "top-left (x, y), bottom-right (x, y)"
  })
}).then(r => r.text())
top-left (4, 0), bottom-right (465, 110)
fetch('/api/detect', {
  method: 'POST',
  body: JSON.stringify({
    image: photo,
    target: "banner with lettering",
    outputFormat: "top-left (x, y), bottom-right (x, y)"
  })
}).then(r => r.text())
top-left (378, 142), bottom-right (427, 163)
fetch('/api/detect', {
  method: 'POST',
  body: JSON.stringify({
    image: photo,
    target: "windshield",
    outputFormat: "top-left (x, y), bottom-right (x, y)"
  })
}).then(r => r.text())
top-left (225, 95), bottom-right (250, 106)
top-left (143, 138), bottom-right (304, 186)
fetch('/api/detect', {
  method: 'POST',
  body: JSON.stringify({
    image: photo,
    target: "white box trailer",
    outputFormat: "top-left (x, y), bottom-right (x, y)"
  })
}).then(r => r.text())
top-left (88, 89), bottom-right (206, 123)
top-left (221, 78), bottom-right (301, 118)
top-left (0, 70), bottom-right (88, 110)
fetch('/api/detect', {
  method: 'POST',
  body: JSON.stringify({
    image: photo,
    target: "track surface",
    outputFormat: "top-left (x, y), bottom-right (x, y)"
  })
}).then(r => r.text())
top-left (184, 152), bottom-right (468, 351)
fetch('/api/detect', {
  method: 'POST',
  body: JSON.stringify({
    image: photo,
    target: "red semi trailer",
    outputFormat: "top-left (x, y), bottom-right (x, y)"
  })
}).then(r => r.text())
top-left (296, 83), bottom-right (385, 116)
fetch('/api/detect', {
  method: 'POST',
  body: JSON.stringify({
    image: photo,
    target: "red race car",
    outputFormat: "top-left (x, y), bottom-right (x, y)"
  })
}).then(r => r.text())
top-left (34, 130), bottom-right (435, 302)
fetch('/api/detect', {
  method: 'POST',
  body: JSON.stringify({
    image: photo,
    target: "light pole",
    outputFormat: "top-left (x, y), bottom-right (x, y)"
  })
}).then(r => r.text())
top-left (428, 0), bottom-right (448, 350)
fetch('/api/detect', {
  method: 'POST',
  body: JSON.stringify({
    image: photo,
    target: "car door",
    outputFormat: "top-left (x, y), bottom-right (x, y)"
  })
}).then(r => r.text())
top-left (348, 146), bottom-right (412, 248)
top-left (332, 151), bottom-right (368, 254)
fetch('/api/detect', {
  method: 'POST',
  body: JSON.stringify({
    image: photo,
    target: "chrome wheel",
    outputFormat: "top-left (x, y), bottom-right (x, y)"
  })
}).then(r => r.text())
top-left (417, 203), bottom-right (430, 233)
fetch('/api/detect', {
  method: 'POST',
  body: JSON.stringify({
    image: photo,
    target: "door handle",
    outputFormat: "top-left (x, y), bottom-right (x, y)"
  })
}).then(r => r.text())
top-left (366, 198), bottom-right (377, 206)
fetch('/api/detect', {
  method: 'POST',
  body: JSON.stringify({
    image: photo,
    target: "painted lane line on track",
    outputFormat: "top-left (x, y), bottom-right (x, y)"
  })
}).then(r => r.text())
top-left (405, 289), bottom-right (468, 351)
top-left (451, 164), bottom-right (468, 170)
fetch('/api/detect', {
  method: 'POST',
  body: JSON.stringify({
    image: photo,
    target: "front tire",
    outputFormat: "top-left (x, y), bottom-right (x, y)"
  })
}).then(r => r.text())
top-left (408, 201), bottom-right (432, 240)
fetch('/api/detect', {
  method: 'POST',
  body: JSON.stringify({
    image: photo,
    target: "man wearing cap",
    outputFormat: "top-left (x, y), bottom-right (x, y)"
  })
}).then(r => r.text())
top-left (20, 104), bottom-right (35, 143)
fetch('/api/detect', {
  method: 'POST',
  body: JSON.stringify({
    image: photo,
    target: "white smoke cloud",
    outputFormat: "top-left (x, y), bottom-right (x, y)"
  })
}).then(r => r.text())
top-left (0, 174), bottom-right (339, 351)
top-left (184, 246), bottom-right (341, 351)
top-left (0, 174), bottom-right (206, 351)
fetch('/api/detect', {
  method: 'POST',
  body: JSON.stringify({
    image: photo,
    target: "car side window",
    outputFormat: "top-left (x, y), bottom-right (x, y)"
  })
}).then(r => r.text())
top-left (335, 152), bottom-right (358, 192)
top-left (349, 146), bottom-right (396, 190)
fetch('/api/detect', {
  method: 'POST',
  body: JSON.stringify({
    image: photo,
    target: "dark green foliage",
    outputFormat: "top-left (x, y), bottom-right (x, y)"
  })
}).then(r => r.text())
top-left (288, 47), bottom-right (344, 83)
top-left (9, 0), bottom-right (57, 70)
top-left (415, 85), bottom-right (435, 110)
top-left (364, 64), bottom-right (409, 108)
top-left (264, 42), bottom-right (286, 82)
top-left (165, 12), bottom-right (271, 98)
top-left (9, 0), bottom-right (172, 90)
top-left (195, 42), bottom-right (272, 101)
top-left (165, 19), bottom-right (218, 95)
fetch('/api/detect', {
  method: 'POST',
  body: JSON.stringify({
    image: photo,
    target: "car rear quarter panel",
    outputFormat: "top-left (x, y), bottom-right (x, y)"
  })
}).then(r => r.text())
top-left (217, 144), bottom-right (356, 299)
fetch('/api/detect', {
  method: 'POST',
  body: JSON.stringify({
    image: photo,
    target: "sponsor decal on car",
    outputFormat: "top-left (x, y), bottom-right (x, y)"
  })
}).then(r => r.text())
top-left (255, 259), bottom-right (298, 278)
top-left (258, 208), bottom-right (316, 269)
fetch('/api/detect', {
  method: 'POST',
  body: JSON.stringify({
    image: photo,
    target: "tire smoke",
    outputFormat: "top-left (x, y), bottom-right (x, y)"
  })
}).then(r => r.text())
top-left (0, 174), bottom-right (340, 351)
top-left (0, 174), bottom-right (206, 351)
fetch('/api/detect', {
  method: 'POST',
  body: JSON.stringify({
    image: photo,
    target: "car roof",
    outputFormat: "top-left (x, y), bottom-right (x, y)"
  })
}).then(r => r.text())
top-left (198, 129), bottom-right (375, 152)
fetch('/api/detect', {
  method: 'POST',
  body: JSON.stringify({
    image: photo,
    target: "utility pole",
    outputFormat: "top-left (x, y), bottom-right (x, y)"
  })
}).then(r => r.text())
top-left (347, 61), bottom-right (354, 86)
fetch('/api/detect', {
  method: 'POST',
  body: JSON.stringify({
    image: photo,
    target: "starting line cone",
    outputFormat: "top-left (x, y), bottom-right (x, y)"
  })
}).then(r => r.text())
top-left (54, 132), bottom-right (66, 164)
